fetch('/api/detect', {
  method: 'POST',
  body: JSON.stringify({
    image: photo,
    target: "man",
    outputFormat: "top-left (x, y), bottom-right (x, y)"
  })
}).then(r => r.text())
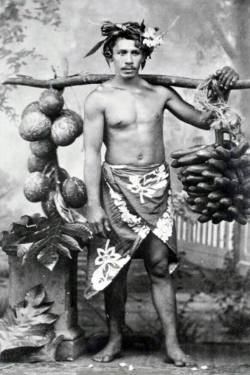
top-left (83, 21), bottom-right (239, 366)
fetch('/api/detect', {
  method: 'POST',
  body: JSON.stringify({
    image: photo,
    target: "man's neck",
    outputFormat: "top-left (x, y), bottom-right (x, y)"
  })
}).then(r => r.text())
top-left (111, 75), bottom-right (142, 89)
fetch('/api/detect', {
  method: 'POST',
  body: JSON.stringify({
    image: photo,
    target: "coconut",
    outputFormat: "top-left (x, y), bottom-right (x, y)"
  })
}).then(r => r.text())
top-left (41, 190), bottom-right (59, 217)
top-left (30, 138), bottom-right (57, 158)
top-left (51, 110), bottom-right (83, 146)
top-left (23, 172), bottom-right (50, 202)
top-left (62, 177), bottom-right (87, 208)
top-left (19, 102), bottom-right (52, 141)
top-left (39, 89), bottom-right (64, 118)
top-left (27, 154), bottom-right (51, 173)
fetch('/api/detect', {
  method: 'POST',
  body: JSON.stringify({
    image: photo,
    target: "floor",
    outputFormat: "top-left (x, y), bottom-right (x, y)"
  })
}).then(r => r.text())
top-left (0, 344), bottom-right (250, 375)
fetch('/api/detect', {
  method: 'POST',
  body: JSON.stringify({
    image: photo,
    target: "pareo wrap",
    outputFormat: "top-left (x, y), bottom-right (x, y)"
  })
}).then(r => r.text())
top-left (84, 162), bottom-right (178, 299)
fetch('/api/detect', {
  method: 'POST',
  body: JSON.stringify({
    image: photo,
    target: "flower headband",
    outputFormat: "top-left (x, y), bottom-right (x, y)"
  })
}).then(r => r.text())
top-left (85, 20), bottom-right (164, 59)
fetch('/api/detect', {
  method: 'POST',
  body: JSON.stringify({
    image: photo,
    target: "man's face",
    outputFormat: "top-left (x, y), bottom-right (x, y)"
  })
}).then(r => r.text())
top-left (111, 38), bottom-right (145, 78)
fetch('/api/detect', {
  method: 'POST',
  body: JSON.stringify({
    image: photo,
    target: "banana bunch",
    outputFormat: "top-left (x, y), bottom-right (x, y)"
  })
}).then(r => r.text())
top-left (171, 137), bottom-right (250, 224)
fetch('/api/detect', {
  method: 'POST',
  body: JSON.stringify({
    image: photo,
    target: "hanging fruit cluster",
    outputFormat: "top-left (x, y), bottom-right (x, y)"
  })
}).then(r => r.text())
top-left (171, 79), bottom-right (250, 225)
top-left (171, 136), bottom-right (250, 224)
top-left (19, 89), bottom-right (87, 218)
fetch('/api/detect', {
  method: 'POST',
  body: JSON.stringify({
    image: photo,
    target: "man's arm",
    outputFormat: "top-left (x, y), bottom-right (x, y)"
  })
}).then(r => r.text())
top-left (165, 87), bottom-right (213, 130)
top-left (164, 67), bottom-right (239, 130)
top-left (84, 90), bottom-right (110, 236)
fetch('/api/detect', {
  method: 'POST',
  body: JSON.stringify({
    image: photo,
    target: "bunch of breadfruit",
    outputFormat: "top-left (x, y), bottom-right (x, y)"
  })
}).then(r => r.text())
top-left (20, 89), bottom-right (87, 216)
top-left (171, 137), bottom-right (250, 224)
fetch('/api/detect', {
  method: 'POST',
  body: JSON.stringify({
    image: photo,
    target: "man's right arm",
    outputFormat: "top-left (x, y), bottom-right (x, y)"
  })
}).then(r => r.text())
top-left (84, 90), bottom-right (110, 236)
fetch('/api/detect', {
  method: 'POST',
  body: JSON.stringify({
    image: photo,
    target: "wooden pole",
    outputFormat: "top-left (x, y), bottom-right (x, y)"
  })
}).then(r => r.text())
top-left (3, 73), bottom-right (250, 90)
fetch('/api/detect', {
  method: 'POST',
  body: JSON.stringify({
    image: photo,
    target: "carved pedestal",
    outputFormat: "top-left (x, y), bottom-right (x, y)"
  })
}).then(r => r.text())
top-left (4, 248), bottom-right (86, 361)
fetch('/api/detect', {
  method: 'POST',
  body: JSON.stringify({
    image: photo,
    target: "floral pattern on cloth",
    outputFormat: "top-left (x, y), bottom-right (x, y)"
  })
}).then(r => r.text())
top-left (91, 239), bottom-right (131, 292)
top-left (153, 195), bottom-right (174, 242)
top-left (108, 183), bottom-right (151, 240)
top-left (127, 164), bottom-right (168, 203)
top-left (108, 175), bottom-right (174, 243)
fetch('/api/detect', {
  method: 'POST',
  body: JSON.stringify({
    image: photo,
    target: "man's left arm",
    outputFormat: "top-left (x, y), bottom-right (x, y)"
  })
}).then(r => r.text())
top-left (164, 67), bottom-right (239, 130)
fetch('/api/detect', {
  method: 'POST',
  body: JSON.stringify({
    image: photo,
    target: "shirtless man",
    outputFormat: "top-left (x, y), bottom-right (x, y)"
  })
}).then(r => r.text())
top-left (83, 21), bottom-right (239, 366)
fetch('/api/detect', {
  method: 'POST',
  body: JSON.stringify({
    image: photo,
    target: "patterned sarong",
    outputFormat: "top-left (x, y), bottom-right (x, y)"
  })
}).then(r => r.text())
top-left (84, 162), bottom-right (178, 299)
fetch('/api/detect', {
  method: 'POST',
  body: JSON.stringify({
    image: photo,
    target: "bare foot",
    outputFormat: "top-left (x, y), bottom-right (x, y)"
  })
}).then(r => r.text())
top-left (92, 336), bottom-right (122, 363)
top-left (166, 344), bottom-right (195, 367)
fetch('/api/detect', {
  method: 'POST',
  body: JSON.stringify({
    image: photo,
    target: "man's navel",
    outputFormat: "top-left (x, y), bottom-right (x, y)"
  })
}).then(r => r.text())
top-left (137, 152), bottom-right (143, 161)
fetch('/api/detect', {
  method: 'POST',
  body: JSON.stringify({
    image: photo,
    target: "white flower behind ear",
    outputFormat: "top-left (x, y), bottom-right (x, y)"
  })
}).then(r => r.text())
top-left (142, 27), bottom-right (164, 48)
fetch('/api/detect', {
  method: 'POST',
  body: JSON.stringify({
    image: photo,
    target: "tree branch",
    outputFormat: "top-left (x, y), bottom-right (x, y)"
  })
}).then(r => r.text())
top-left (3, 73), bottom-right (250, 90)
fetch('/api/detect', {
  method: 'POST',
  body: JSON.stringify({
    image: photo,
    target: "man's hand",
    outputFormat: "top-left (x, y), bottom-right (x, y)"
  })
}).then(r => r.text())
top-left (87, 204), bottom-right (111, 237)
top-left (212, 66), bottom-right (239, 91)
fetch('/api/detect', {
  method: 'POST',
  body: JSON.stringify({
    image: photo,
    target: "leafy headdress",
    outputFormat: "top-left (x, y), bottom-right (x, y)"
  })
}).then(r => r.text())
top-left (85, 20), bottom-right (164, 68)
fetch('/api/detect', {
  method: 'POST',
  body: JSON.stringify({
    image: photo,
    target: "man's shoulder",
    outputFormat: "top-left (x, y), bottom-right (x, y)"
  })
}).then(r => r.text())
top-left (146, 82), bottom-right (173, 100)
top-left (84, 85), bottom-right (108, 111)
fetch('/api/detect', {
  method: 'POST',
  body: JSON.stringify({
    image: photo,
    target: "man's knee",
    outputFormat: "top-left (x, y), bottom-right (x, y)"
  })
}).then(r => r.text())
top-left (148, 256), bottom-right (170, 280)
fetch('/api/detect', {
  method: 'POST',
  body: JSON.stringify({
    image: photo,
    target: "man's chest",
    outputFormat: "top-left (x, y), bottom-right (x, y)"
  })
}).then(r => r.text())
top-left (104, 90), bottom-right (165, 127)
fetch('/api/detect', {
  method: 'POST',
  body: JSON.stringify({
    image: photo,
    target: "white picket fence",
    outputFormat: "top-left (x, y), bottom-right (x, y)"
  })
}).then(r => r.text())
top-left (175, 214), bottom-right (236, 269)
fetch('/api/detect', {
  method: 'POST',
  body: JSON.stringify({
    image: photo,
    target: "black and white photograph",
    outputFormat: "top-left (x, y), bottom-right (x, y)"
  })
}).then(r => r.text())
top-left (0, 1), bottom-right (250, 374)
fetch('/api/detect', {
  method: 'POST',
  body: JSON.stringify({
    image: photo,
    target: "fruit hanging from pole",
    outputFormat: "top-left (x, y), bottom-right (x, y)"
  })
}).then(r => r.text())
top-left (19, 88), bottom-right (87, 220)
top-left (171, 78), bottom-right (250, 224)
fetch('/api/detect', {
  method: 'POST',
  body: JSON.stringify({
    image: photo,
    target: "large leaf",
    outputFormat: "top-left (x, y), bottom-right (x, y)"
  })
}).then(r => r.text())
top-left (54, 189), bottom-right (74, 223)
top-left (0, 285), bottom-right (58, 358)
top-left (37, 248), bottom-right (59, 271)
top-left (0, 213), bottom-right (92, 271)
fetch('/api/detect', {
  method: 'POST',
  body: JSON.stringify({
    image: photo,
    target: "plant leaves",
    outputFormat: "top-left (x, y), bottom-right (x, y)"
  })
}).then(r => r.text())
top-left (37, 248), bottom-right (59, 271)
top-left (84, 38), bottom-right (106, 58)
top-left (24, 284), bottom-right (46, 307)
top-left (59, 234), bottom-right (82, 252)
top-left (0, 285), bottom-right (58, 358)
top-left (62, 222), bottom-right (92, 241)
top-left (54, 189), bottom-right (74, 223)
top-left (54, 242), bottom-right (72, 259)
top-left (1, 212), bottom-right (91, 270)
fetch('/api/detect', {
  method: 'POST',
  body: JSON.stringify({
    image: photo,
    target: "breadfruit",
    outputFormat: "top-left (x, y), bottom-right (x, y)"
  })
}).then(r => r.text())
top-left (51, 110), bottom-right (83, 146)
top-left (41, 190), bottom-right (58, 217)
top-left (62, 177), bottom-right (87, 208)
top-left (23, 172), bottom-right (50, 202)
top-left (50, 167), bottom-right (69, 189)
top-left (39, 89), bottom-right (64, 118)
top-left (19, 102), bottom-right (52, 141)
top-left (30, 138), bottom-right (57, 158)
top-left (61, 109), bottom-right (83, 136)
top-left (27, 154), bottom-right (50, 173)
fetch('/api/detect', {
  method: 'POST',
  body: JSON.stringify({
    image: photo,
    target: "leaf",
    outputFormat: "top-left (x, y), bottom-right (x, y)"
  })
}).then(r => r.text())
top-left (62, 222), bottom-right (92, 242)
top-left (0, 285), bottom-right (58, 358)
top-left (54, 243), bottom-right (72, 259)
top-left (60, 234), bottom-right (82, 252)
top-left (37, 248), bottom-right (59, 271)
top-left (24, 284), bottom-right (46, 307)
top-left (84, 39), bottom-right (106, 58)
top-left (21, 238), bottom-right (46, 264)
top-left (54, 190), bottom-right (74, 223)
top-left (2, 212), bottom-right (92, 269)
top-left (16, 242), bottom-right (33, 259)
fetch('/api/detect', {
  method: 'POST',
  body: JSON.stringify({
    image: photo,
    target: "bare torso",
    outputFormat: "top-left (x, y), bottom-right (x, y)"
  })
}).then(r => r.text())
top-left (98, 79), bottom-right (168, 166)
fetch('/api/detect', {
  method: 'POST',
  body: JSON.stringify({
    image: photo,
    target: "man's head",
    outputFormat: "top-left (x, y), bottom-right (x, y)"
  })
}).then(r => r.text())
top-left (102, 22), bottom-right (150, 69)
top-left (85, 21), bottom-right (163, 70)
top-left (108, 38), bottom-right (145, 78)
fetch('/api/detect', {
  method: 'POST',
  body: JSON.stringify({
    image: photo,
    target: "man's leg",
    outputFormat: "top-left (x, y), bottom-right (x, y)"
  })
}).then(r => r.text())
top-left (143, 232), bottom-right (193, 367)
top-left (93, 262), bottom-right (130, 362)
